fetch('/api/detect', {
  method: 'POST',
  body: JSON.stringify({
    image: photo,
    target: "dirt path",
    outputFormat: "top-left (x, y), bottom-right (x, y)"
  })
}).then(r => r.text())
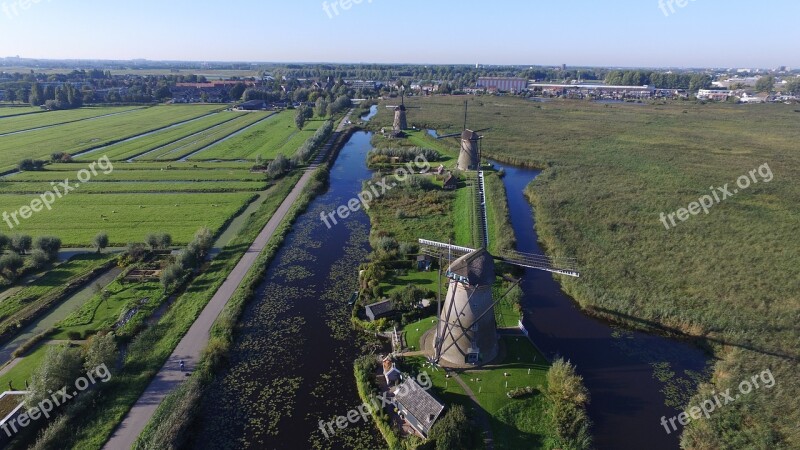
top-left (102, 111), bottom-right (353, 450)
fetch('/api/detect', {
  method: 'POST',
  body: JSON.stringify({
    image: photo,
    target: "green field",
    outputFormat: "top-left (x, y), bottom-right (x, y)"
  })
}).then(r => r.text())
top-left (77, 111), bottom-right (272, 162)
top-left (74, 111), bottom-right (241, 161)
top-left (0, 254), bottom-right (113, 326)
top-left (0, 105), bottom-right (221, 172)
top-left (376, 96), bottom-right (800, 449)
top-left (136, 112), bottom-right (272, 161)
top-left (0, 106), bottom-right (43, 119)
top-left (190, 113), bottom-right (321, 161)
top-left (0, 106), bottom-right (143, 135)
top-left (6, 168), bottom-right (265, 182)
top-left (0, 191), bottom-right (254, 246)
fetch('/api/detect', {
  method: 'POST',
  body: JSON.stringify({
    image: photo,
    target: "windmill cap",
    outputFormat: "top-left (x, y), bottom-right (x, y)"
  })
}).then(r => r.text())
top-left (462, 129), bottom-right (480, 140)
top-left (447, 248), bottom-right (495, 286)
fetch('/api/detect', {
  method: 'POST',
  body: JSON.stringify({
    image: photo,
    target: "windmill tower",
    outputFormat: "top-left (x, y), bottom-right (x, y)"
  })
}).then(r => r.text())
top-left (419, 239), bottom-right (579, 367)
top-left (438, 248), bottom-right (498, 364)
top-left (436, 101), bottom-right (490, 172)
top-left (393, 93), bottom-right (408, 132)
top-left (458, 130), bottom-right (481, 171)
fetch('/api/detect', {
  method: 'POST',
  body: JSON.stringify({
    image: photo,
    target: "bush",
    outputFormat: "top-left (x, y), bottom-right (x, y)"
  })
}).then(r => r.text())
top-left (10, 234), bottom-right (32, 255)
top-left (67, 331), bottom-right (82, 340)
top-left (18, 159), bottom-right (45, 172)
top-left (507, 386), bottom-right (538, 399)
top-left (26, 345), bottom-right (85, 408)
top-left (29, 249), bottom-right (51, 270)
top-left (546, 359), bottom-right (593, 450)
top-left (0, 253), bottom-right (24, 281)
top-left (34, 236), bottom-right (62, 260)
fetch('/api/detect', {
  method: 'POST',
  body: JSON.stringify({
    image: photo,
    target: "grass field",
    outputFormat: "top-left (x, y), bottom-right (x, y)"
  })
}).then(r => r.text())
top-left (0, 106), bottom-right (143, 135)
top-left (73, 111), bottom-right (241, 161)
top-left (0, 106), bottom-right (321, 247)
top-left (375, 95), bottom-right (800, 449)
top-left (0, 106), bottom-right (44, 119)
top-left (0, 344), bottom-right (50, 391)
top-left (190, 114), bottom-right (322, 161)
top-left (0, 105), bottom-right (221, 172)
top-left (0, 191), bottom-right (254, 246)
top-left (0, 254), bottom-right (113, 326)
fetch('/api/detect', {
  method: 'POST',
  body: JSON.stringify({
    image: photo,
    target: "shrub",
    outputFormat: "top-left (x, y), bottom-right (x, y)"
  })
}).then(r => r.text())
top-left (28, 249), bottom-right (51, 270)
top-left (9, 234), bottom-right (32, 255)
top-left (34, 236), bottom-right (62, 260)
top-left (67, 331), bottom-right (82, 340)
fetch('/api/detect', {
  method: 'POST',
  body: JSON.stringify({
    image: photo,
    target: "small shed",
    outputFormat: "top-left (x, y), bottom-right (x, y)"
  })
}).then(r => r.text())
top-left (365, 299), bottom-right (394, 321)
top-left (443, 173), bottom-right (457, 190)
top-left (417, 254), bottom-right (433, 271)
top-left (393, 378), bottom-right (445, 438)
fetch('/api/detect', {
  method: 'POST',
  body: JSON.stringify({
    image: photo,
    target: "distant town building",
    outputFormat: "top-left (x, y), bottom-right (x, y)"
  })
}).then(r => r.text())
top-left (697, 89), bottom-right (733, 101)
top-left (477, 77), bottom-right (528, 92)
top-left (347, 80), bottom-right (378, 90)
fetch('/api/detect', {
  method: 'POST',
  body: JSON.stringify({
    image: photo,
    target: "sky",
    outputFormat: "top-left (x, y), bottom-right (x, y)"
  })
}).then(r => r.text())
top-left (0, 0), bottom-right (798, 68)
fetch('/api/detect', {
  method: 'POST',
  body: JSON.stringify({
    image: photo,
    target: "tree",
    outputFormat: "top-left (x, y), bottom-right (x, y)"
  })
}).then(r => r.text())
top-left (9, 234), bottom-right (32, 255)
top-left (159, 233), bottom-right (172, 250)
top-left (145, 233), bottom-right (160, 251)
top-left (0, 234), bottom-right (8, 252)
top-left (29, 249), bottom-right (50, 270)
top-left (786, 78), bottom-right (800, 95)
top-left (0, 253), bottom-right (24, 281)
top-left (5, 89), bottom-right (17, 103)
top-left (295, 108), bottom-right (306, 130)
top-left (160, 263), bottom-right (183, 291)
top-left (93, 232), bottom-right (109, 253)
top-left (546, 359), bottom-right (593, 450)
top-left (34, 236), bottom-right (61, 260)
top-left (315, 98), bottom-right (329, 118)
top-left (756, 76), bottom-right (775, 93)
top-left (84, 332), bottom-right (118, 374)
top-left (428, 405), bottom-right (475, 450)
top-left (26, 345), bottom-right (85, 408)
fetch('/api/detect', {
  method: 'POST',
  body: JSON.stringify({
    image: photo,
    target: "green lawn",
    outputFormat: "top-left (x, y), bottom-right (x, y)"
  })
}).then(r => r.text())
top-left (402, 315), bottom-right (438, 351)
top-left (0, 344), bottom-right (51, 391)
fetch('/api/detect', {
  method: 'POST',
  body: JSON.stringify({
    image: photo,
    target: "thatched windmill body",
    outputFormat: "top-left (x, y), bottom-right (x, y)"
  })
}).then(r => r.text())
top-left (419, 239), bottom-right (579, 366)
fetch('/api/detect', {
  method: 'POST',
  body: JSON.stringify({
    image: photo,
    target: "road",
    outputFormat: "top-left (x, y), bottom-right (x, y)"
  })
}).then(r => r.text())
top-left (102, 111), bottom-right (352, 449)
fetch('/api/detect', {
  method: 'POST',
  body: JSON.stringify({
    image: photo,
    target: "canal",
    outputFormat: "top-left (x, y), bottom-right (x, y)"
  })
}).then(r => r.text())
top-left (492, 160), bottom-right (709, 450)
top-left (191, 120), bottom-right (382, 448)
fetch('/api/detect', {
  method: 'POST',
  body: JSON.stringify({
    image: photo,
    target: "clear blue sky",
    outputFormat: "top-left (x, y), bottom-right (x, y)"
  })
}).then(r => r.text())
top-left (1, 0), bottom-right (798, 68)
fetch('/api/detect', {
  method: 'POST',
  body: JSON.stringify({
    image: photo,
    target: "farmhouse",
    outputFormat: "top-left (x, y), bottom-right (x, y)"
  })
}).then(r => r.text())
top-left (393, 378), bottom-right (445, 438)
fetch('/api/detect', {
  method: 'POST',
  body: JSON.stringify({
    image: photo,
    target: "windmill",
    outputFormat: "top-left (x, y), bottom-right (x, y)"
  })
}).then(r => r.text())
top-left (436, 101), bottom-right (491, 171)
top-left (385, 89), bottom-right (420, 134)
top-left (419, 239), bottom-right (579, 366)
top-left (415, 100), bottom-right (577, 366)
